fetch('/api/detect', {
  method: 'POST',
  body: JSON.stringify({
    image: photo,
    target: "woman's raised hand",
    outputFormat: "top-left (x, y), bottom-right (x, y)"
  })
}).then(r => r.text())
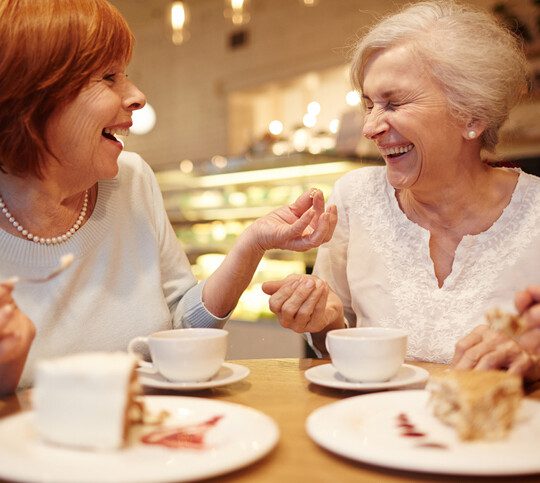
top-left (248, 189), bottom-right (337, 253)
top-left (262, 274), bottom-right (345, 334)
top-left (0, 281), bottom-right (35, 394)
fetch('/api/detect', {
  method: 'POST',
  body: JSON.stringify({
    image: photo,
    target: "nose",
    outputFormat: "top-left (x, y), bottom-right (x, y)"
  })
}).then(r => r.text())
top-left (123, 80), bottom-right (146, 111)
top-left (362, 106), bottom-right (389, 140)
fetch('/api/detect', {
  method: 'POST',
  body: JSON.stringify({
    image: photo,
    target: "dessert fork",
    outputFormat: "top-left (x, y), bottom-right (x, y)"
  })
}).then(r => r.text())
top-left (4, 253), bottom-right (74, 284)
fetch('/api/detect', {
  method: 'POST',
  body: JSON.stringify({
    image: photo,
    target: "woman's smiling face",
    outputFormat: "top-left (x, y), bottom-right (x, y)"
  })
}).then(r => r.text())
top-left (45, 65), bottom-right (146, 183)
top-left (361, 44), bottom-right (466, 191)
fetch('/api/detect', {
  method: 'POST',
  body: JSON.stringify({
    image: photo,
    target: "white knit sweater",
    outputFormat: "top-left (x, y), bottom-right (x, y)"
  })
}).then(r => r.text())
top-left (0, 152), bottom-right (227, 388)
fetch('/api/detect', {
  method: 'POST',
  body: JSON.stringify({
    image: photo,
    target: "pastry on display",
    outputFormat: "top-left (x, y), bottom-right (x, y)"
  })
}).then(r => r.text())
top-left (427, 369), bottom-right (523, 441)
top-left (33, 352), bottom-right (143, 450)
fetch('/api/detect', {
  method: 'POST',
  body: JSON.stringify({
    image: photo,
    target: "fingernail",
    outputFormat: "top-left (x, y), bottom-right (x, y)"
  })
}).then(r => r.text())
top-left (304, 279), bottom-right (314, 288)
top-left (2, 276), bottom-right (18, 286)
top-left (309, 188), bottom-right (318, 199)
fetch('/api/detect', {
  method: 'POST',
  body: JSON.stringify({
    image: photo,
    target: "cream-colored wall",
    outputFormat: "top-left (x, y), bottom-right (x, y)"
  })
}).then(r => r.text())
top-left (110, 0), bottom-right (495, 169)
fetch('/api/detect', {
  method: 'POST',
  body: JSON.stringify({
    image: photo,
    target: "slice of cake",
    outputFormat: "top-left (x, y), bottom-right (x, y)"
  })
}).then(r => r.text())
top-left (33, 352), bottom-right (142, 451)
top-left (427, 370), bottom-right (523, 441)
top-left (485, 308), bottom-right (527, 337)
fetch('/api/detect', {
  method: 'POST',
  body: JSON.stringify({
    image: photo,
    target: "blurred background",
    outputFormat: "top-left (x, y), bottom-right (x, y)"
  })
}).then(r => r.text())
top-left (109, 0), bottom-right (540, 357)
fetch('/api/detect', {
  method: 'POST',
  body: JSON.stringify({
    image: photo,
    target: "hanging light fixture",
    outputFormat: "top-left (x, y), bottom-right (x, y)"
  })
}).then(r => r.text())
top-left (300, 0), bottom-right (320, 6)
top-left (169, 1), bottom-right (189, 45)
top-left (224, 0), bottom-right (250, 26)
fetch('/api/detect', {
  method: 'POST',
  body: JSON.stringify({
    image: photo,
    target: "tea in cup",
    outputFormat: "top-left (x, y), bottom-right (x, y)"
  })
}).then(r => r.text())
top-left (325, 327), bottom-right (407, 382)
top-left (128, 328), bottom-right (227, 382)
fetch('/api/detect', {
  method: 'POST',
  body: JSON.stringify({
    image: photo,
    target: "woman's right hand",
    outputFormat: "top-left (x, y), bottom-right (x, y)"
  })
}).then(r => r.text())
top-left (0, 281), bottom-right (35, 394)
top-left (261, 274), bottom-right (345, 333)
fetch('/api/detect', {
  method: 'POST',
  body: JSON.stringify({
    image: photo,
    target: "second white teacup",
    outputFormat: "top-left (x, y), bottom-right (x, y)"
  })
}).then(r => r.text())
top-left (325, 327), bottom-right (407, 382)
top-left (128, 328), bottom-right (227, 382)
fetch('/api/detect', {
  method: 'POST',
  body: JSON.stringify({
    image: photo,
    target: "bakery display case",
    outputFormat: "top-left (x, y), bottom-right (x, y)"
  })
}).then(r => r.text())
top-left (155, 152), bottom-right (382, 321)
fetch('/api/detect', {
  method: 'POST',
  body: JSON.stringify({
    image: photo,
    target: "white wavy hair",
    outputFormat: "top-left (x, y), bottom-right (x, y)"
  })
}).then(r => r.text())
top-left (350, 0), bottom-right (530, 152)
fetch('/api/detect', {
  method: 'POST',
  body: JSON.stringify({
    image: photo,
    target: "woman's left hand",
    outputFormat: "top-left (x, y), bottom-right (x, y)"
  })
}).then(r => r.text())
top-left (452, 324), bottom-right (539, 380)
top-left (247, 188), bottom-right (337, 253)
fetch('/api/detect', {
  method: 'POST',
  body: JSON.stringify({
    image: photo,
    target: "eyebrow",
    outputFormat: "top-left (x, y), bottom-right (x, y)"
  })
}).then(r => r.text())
top-left (362, 90), bottom-right (406, 101)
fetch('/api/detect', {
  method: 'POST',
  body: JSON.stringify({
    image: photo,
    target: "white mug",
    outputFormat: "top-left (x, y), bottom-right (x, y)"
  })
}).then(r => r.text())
top-left (128, 328), bottom-right (228, 382)
top-left (325, 327), bottom-right (407, 382)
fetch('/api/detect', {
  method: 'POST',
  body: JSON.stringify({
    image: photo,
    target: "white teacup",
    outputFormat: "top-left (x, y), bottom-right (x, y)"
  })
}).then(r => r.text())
top-left (128, 328), bottom-right (228, 382)
top-left (325, 327), bottom-right (407, 382)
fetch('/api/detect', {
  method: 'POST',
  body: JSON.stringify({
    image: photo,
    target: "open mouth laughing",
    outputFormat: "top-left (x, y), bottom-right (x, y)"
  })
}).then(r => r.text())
top-left (379, 143), bottom-right (414, 160)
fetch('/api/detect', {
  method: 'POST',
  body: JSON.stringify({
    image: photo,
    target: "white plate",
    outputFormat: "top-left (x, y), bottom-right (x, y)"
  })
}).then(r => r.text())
top-left (137, 362), bottom-right (249, 390)
top-left (0, 395), bottom-right (279, 483)
top-left (304, 363), bottom-right (429, 391)
top-left (306, 390), bottom-right (540, 476)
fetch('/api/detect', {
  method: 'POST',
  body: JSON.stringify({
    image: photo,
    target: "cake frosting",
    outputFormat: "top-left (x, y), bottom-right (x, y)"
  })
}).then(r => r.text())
top-left (33, 352), bottom-right (141, 450)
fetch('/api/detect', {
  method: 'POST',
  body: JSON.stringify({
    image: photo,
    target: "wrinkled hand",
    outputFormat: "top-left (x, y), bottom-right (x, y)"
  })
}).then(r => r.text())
top-left (452, 324), bottom-right (539, 380)
top-left (249, 189), bottom-right (337, 253)
top-left (514, 285), bottom-right (540, 356)
top-left (262, 274), bottom-right (344, 333)
top-left (0, 281), bottom-right (35, 366)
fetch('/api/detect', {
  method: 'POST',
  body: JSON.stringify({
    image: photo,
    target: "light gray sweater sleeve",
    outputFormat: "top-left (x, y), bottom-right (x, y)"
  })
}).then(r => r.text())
top-left (142, 159), bottom-right (230, 329)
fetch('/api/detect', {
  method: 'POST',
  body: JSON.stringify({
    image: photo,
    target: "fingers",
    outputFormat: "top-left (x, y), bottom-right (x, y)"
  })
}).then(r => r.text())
top-left (473, 340), bottom-right (521, 371)
top-left (507, 351), bottom-right (535, 377)
top-left (0, 304), bottom-right (15, 332)
top-left (515, 289), bottom-right (533, 314)
top-left (303, 283), bottom-right (330, 333)
top-left (282, 279), bottom-right (326, 333)
top-left (267, 276), bottom-right (330, 333)
top-left (262, 275), bottom-right (301, 295)
top-left (452, 325), bottom-right (486, 366)
top-left (288, 188), bottom-right (323, 218)
top-left (516, 286), bottom-right (540, 331)
top-left (286, 204), bottom-right (338, 252)
top-left (317, 205), bottom-right (337, 244)
top-left (0, 282), bottom-right (14, 306)
top-left (0, 305), bottom-right (36, 365)
top-left (453, 323), bottom-right (535, 376)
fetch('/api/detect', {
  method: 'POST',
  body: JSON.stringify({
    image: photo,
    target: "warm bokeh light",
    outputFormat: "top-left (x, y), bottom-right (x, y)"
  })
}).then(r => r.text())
top-left (272, 141), bottom-right (289, 156)
top-left (179, 159), bottom-right (193, 173)
top-left (292, 128), bottom-right (309, 151)
top-left (130, 103), bottom-right (156, 135)
top-left (171, 2), bottom-right (186, 29)
top-left (170, 1), bottom-right (189, 45)
top-left (329, 118), bottom-right (340, 134)
top-left (302, 113), bottom-right (317, 128)
top-left (268, 120), bottom-right (284, 135)
top-left (346, 90), bottom-right (361, 106)
top-left (211, 155), bottom-right (228, 169)
top-left (307, 101), bottom-right (321, 116)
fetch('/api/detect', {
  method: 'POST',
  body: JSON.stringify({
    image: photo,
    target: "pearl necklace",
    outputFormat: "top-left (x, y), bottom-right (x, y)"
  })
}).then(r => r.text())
top-left (0, 190), bottom-right (88, 245)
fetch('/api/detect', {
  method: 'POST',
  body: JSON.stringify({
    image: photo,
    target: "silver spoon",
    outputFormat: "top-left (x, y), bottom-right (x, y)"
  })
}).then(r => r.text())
top-left (5, 253), bottom-right (74, 284)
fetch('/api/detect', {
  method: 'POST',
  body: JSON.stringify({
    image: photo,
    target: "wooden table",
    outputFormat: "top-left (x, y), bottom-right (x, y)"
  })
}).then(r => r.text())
top-left (1, 358), bottom-right (540, 483)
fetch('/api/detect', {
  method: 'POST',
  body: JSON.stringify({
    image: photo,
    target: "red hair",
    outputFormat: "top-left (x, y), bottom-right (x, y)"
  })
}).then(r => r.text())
top-left (0, 0), bottom-right (134, 178)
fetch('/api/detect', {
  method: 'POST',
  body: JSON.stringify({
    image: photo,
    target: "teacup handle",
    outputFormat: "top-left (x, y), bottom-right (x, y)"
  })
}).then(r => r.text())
top-left (127, 336), bottom-right (154, 370)
top-left (325, 336), bottom-right (330, 355)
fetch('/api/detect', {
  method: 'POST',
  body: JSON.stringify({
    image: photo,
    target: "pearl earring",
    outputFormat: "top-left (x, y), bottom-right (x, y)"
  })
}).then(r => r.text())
top-left (467, 130), bottom-right (477, 139)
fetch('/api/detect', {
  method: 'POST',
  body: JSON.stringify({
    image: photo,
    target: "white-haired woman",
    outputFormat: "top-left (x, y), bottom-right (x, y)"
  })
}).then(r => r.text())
top-left (263, 0), bottom-right (540, 379)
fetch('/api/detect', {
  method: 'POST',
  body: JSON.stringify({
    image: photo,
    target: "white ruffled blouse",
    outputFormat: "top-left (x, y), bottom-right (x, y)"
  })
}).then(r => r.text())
top-left (313, 166), bottom-right (540, 363)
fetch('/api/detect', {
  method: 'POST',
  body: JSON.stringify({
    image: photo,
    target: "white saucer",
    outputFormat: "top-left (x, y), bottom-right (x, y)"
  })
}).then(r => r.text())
top-left (304, 363), bottom-right (429, 391)
top-left (137, 362), bottom-right (250, 391)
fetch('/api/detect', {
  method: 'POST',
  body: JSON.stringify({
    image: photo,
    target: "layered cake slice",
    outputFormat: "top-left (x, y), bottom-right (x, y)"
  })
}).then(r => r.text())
top-left (485, 308), bottom-right (527, 337)
top-left (427, 369), bottom-right (523, 441)
top-left (33, 352), bottom-right (143, 450)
